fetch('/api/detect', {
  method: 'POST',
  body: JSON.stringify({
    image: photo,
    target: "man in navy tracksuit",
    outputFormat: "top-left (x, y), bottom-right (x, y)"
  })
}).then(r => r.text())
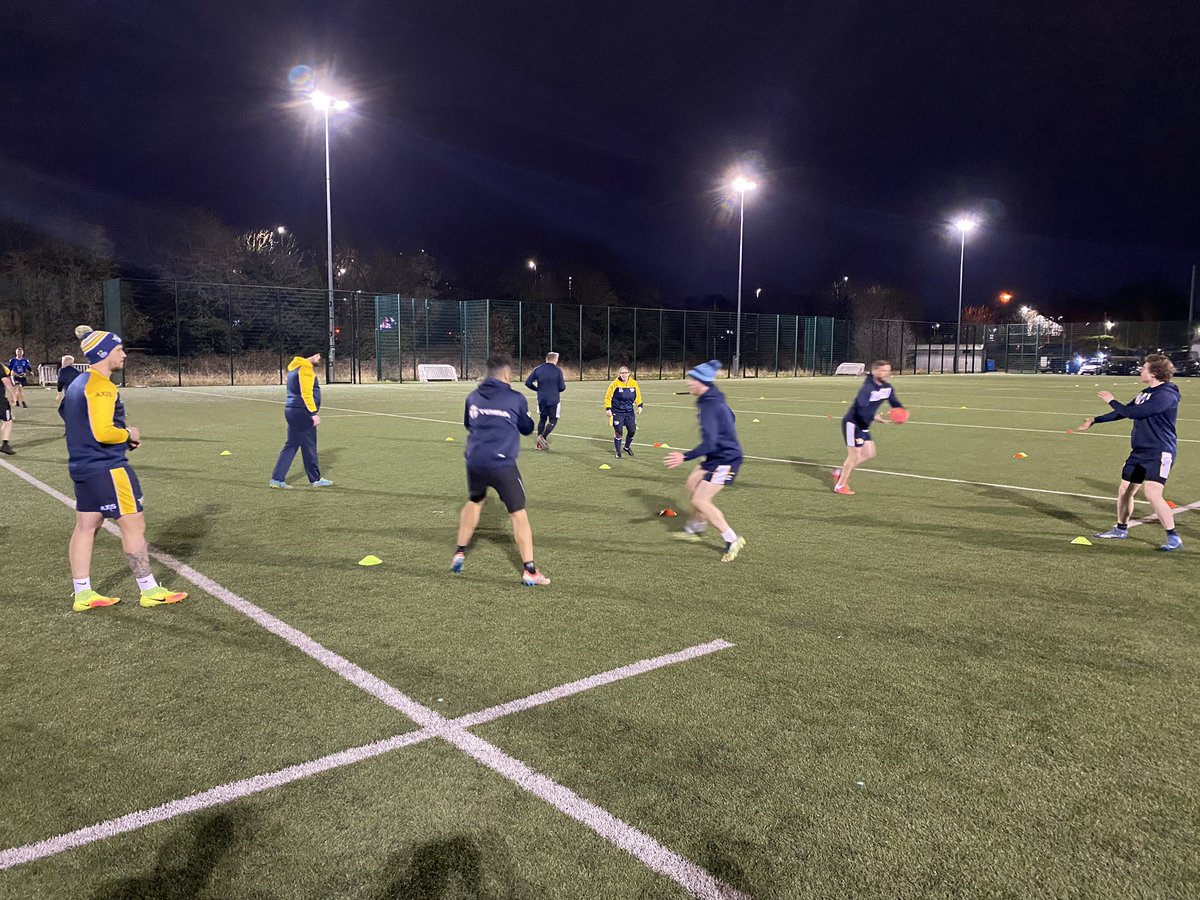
top-left (833, 360), bottom-right (905, 495)
top-left (269, 351), bottom-right (332, 488)
top-left (664, 359), bottom-right (746, 562)
top-left (525, 351), bottom-right (566, 450)
top-left (453, 355), bottom-right (550, 585)
top-left (1079, 353), bottom-right (1183, 551)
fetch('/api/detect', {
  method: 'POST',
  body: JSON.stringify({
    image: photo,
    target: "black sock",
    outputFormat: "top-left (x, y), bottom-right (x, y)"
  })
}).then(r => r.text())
top-left (523, 561), bottom-right (537, 573)
top-left (614, 437), bottom-right (621, 452)
top-left (455, 545), bottom-right (467, 554)
top-left (1166, 528), bottom-right (1178, 536)
top-left (1116, 523), bottom-right (1128, 530)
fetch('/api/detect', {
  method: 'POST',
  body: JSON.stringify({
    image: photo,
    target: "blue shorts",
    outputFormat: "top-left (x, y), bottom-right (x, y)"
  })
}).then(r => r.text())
top-left (1122, 450), bottom-right (1174, 485)
top-left (842, 417), bottom-right (871, 447)
top-left (539, 401), bottom-right (561, 419)
top-left (701, 458), bottom-right (742, 485)
top-left (611, 411), bottom-right (637, 431)
top-left (12, 375), bottom-right (27, 386)
top-left (73, 465), bottom-right (144, 518)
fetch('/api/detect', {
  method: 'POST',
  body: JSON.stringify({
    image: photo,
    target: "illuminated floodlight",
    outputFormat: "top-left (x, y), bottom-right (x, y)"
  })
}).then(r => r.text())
top-left (953, 217), bottom-right (977, 234)
top-left (731, 176), bottom-right (757, 193)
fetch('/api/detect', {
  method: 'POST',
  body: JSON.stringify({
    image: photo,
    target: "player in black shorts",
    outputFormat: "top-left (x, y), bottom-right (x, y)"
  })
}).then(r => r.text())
top-left (452, 354), bottom-right (550, 585)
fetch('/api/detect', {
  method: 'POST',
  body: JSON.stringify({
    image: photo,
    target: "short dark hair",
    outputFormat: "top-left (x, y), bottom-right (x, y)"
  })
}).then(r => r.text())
top-left (870, 359), bottom-right (892, 370)
top-left (486, 354), bottom-right (512, 376)
top-left (1144, 353), bottom-right (1175, 382)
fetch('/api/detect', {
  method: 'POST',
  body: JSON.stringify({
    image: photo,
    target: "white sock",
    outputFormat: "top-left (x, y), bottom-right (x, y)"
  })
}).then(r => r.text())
top-left (685, 521), bottom-right (707, 534)
top-left (136, 574), bottom-right (158, 592)
top-left (73, 578), bottom-right (91, 594)
top-left (720, 528), bottom-right (738, 544)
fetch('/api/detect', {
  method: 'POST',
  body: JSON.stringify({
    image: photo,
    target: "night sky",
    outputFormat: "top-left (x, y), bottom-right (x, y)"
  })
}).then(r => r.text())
top-left (3, 0), bottom-right (1198, 317)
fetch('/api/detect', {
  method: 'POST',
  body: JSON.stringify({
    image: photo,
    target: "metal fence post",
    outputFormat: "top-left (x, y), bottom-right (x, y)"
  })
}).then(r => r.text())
top-left (658, 308), bottom-right (664, 380)
top-left (276, 288), bottom-right (283, 385)
top-left (793, 316), bottom-right (799, 376)
top-left (549, 302), bottom-right (555, 352)
top-left (517, 300), bottom-right (524, 377)
top-left (633, 307), bottom-right (638, 375)
top-left (485, 298), bottom-right (491, 361)
top-left (175, 282), bottom-right (182, 387)
top-left (226, 285), bottom-right (234, 386)
top-left (606, 306), bottom-right (611, 378)
top-left (774, 315), bottom-right (780, 376)
top-left (578, 304), bottom-right (583, 381)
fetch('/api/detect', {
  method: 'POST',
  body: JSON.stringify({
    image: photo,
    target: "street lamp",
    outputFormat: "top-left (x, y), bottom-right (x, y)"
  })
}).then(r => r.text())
top-left (951, 217), bottom-right (977, 374)
top-left (731, 176), bottom-right (757, 375)
top-left (310, 89), bottom-right (351, 380)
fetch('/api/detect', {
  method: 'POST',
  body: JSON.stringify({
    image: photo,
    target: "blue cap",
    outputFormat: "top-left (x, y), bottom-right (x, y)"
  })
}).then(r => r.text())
top-left (686, 359), bottom-right (722, 383)
top-left (79, 329), bottom-right (123, 364)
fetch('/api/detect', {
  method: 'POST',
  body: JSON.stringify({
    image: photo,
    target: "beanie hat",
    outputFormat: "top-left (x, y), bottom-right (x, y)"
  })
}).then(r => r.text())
top-left (686, 359), bottom-right (723, 383)
top-left (75, 325), bottom-right (123, 364)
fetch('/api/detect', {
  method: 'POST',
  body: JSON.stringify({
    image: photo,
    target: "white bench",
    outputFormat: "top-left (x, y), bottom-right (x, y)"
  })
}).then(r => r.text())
top-left (834, 362), bottom-right (866, 376)
top-left (38, 363), bottom-right (89, 386)
top-left (417, 364), bottom-right (459, 382)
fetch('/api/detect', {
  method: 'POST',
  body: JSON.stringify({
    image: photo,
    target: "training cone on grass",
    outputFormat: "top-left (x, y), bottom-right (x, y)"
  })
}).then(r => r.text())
top-left (358, 555), bottom-right (383, 566)
top-left (219, 450), bottom-right (232, 456)
top-left (599, 464), bottom-right (611, 470)
top-left (1167, 500), bottom-right (1178, 509)
top-left (1066, 429), bottom-right (1074, 434)
top-left (1070, 537), bottom-right (1093, 546)
top-left (653, 442), bottom-right (663, 448)
top-left (444, 436), bottom-right (455, 442)
top-left (1013, 452), bottom-right (1028, 459)
top-left (960, 405), bottom-right (968, 409)
top-left (752, 418), bottom-right (761, 423)
top-left (659, 508), bottom-right (678, 517)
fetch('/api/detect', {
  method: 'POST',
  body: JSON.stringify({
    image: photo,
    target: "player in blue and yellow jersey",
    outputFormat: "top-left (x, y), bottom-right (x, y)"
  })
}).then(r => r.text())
top-left (603, 365), bottom-right (643, 458)
top-left (0, 361), bottom-right (16, 454)
top-left (664, 360), bottom-right (746, 562)
top-left (1079, 353), bottom-right (1183, 551)
top-left (832, 360), bottom-right (904, 495)
top-left (6, 347), bottom-right (32, 408)
top-left (63, 325), bottom-right (188, 611)
top-left (269, 351), bottom-right (332, 488)
top-left (525, 351), bottom-right (567, 450)
top-left (452, 354), bottom-right (550, 585)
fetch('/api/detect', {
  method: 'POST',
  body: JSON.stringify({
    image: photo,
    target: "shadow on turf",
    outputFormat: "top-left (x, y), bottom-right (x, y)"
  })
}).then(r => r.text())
top-left (372, 833), bottom-right (532, 900)
top-left (89, 810), bottom-right (242, 900)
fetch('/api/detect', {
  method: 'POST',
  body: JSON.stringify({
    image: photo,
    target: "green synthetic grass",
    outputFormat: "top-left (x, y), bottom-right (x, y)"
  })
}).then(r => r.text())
top-left (1, 374), bottom-right (1198, 899)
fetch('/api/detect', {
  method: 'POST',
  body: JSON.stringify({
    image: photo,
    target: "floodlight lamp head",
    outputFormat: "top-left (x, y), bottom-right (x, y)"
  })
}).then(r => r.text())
top-left (310, 90), bottom-right (331, 111)
top-left (953, 217), bottom-right (977, 234)
top-left (732, 176), bottom-right (757, 193)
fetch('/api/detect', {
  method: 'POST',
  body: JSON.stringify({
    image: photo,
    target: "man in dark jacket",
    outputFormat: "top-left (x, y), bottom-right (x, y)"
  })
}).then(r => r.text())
top-left (453, 355), bottom-right (550, 585)
top-left (269, 351), bottom-right (332, 488)
top-left (664, 359), bottom-right (746, 562)
top-left (1079, 353), bottom-right (1183, 551)
top-left (525, 351), bottom-right (566, 450)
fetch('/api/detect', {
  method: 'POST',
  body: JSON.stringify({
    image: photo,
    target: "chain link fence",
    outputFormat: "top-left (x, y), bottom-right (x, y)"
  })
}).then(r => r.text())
top-left (5, 276), bottom-right (1196, 384)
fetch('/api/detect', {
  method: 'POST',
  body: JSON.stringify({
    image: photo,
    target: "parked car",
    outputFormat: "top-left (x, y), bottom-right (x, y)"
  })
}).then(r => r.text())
top-left (1169, 352), bottom-right (1200, 377)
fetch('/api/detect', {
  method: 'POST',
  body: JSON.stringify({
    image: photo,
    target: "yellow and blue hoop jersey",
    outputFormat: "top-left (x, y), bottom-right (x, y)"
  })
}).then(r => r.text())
top-left (63, 369), bottom-right (131, 479)
top-left (604, 377), bottom-right (643, 415)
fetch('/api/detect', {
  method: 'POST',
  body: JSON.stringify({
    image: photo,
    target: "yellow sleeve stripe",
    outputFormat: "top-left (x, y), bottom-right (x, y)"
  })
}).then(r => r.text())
top-left (84, 374), bottom-right (130, 445)
top-left (110, 467), bottom-right (138, 516)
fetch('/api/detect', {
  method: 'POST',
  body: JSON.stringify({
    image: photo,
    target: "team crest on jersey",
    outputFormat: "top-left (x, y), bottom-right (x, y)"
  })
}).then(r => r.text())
top-left (1134, 391), bottom-right (1151, 405)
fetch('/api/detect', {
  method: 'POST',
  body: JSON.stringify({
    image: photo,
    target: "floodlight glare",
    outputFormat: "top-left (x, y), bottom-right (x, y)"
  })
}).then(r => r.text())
top-left (310, 90), bottom-right (331, 111)
top-left (732, 176), bottom-right (757, 193)
top-left (953, 217), bottom-right (977, 234)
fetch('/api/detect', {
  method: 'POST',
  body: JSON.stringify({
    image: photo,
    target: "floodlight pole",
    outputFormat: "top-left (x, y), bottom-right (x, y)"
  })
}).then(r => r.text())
top-left (733, 189), bottom-right (747, 376)
top-left (1189, 263), bottom-right (1196, 349)
top-left (322, 106), bottom-right (336, 382)
top-left (954, 227), bottom-right (966, 375)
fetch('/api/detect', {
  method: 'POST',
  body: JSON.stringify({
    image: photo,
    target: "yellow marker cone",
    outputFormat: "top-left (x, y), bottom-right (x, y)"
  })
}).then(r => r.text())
top-left (960, 406), bottom-right (968, 409)
top-left (661, 443), bottom-right (671, 448)
top-left (599, 464), bottom-right (612, 470)
top-left (1070, 537), bottom-right (1092, 546)
top-left (758, 396), bottom-right (766, 399)
top-left (220, 450), bottom-right (232, 456)
top-left (752, 418), bottom-right (761, 423)
top-left (444, 436), bottom-right (455, 442)
top-left (358, 555), bottom-right (383, 566)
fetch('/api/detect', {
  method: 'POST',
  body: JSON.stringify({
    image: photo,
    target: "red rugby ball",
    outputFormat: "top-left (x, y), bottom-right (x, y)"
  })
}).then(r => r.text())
top-left (889, 407), bottom-right (910, 424)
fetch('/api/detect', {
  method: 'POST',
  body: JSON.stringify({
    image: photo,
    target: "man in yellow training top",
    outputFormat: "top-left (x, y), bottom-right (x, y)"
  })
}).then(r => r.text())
top-left (603, 365), bottom-right (643, 458)
top-left (269, 350), bottom-right (332, 488)
top-left (63, 325), bottom-right (187, 611)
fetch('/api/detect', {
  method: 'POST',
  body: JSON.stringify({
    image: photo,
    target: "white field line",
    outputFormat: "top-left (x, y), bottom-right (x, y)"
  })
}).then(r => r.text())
top-left (0, 459), bottom-right (745, 900)
top-left (0, 640), bottom-right (731, 873)
top-left (1128, 499), bottom-right (1200, 529)
top-left (171, 389), bottom-right (1155, 507)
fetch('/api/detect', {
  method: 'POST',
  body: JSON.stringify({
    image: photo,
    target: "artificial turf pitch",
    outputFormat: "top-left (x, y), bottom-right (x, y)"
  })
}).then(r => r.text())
top-left (1, 374), bottom-right (1197, 899)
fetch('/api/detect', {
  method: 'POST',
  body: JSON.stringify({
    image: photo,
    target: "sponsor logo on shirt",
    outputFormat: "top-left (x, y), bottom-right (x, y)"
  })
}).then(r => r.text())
top-left (469, 404), bottom-right (511, 420)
